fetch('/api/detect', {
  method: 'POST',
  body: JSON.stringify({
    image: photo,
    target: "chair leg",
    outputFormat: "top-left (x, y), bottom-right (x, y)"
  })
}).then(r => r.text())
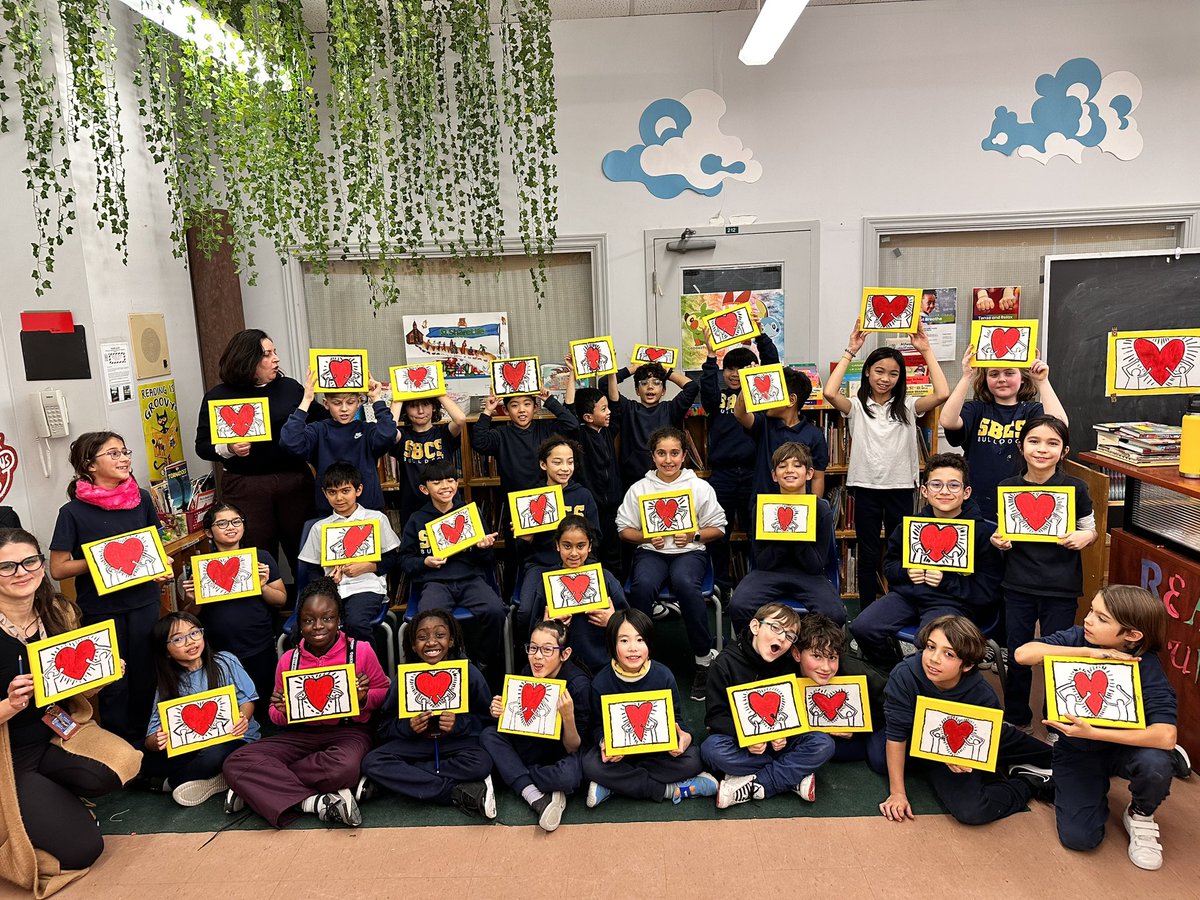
top-left (275, 633), bottom-right (287, 659)
top-left (503, 610), bottom-right (514, 675)
top-left (712, 592), bottom-right (724, 652)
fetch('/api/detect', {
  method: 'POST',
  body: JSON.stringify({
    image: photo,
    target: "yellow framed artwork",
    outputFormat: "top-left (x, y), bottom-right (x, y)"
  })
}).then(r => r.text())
top-left (859, 288), bottom-right (920, 333)
top-left (1043, 655), bottom-right (1145, 729)
top-left (191, 548), bottom-right (261, 604)
top-left (390, 362), bottom-right (446, 401)
top-left (81, 525), bottom-right (170, 596)
top-left (739, 363), bottom-right (789, 412)
top-left (27, 620), bottom-right (123, 707)
top-left (969, 319), bottom-right (1039, 368)
top-left (309, 348), bottom-right (368, 392)
top-left (600, 689), bottom-right (678, 756)
top-left (507, 484), bottom-right (564, 537)
top-left (754, 494), bottom-right (817, 541)
top-left (282, 663), bottom-right (360, 724)
top-left (425, 502), bottom-right (487, 559)
top-left (909, 696), bottom-right (1002, 773)
top-left (637, 488), bottom-right (696, 538)
top-left (796, 675), bottom-right (873, 733)
top-left (569, 336), bottom-right (618, 379)
top-left (208, 397), bottom-right (272, 444)
top-left (995, 485), bottom-right (1076, 543)
top-left (726, 675), bottom-right (806, 748)
top-left (490, 356), bottom-right (541, 396)
top-left (701, 303), bottom-right (760, 351)
top-left (542, 563), bottom-right (609, 617)
top-left (1105, 328), bottom-right (1200, 397)
top-left (631, 345), bottom-right (678, 369)
top-left (158, 685), bottom-right (241, 757)
top-left (496, 674), bottom-right (566, 741)
top-left (319, 520), bottom-right (382, 567)
top-left (902, 516), bottom-right (975, 573)
top-left (397, 660), bottom-right (471, 717)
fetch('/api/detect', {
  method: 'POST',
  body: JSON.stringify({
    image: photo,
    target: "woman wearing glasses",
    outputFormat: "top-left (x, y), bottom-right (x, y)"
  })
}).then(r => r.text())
top-left (48, 432), bottom-right (174, 745)
top-left (183, 503), bottom-right (286, 716)
top-left (0, 528), bottom-right (139, 895)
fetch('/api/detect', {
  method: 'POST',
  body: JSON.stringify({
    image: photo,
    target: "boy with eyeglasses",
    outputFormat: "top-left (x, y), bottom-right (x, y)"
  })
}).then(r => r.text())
top-left (849, 453), bottom-right (1003, 667)
top-left (612, 360), bottom-right (699, 489)
top-left (701, 602), bottom-right (836, 808)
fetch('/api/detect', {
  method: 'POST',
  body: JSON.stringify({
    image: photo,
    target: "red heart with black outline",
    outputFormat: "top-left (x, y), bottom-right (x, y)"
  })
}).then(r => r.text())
top-left (341, 525), bottom-right (373, 559)
top-left (584, 344), bottom-right (603, 372)
top-left (653, 499), bottom-right (679, 530)
top-left (645, 348), bottom-right (669, 363)
top-left (941, 718), bottom-right (974, 754)
top-left (415, 670), bottom-right (454, 706)
top-left (870, 294), bottom-right (909, 328)
top-left (812, 690), bottom-right (848, 722)
top-left (527, 494), bottom-right (550, 525)
top-left (54, 640), bottom-right (95, 680)
top-left (752, 374), bottom-right (774, 400)
top-left (560, 574), bottom-right (593, 604)
top-left (181, 701), bottom-right (219, 735)
top-left (747, 690), bottom-right (782, 727)
top-left (219, 404), bottom-right (256, 437)
top-left (520, 682), bottom-right (546, 724)
top-left (918, 524), bottom-right (960, 563)
top-left (103, 538), bottom-right (144, 576)
top-left (328, 358), bottom-right (354, 388)
top-left (1014, 492), bottom-right (1056, 531)
top-left (775, 506), bottom-right (795, 531)
top-left (1073, 670), bottom-right (1109, 717)
top-left (988, 327), bottom-right (1022, 358)
top-left (501, 361), bottom-right (528, 391)
top-left (712, 311), bottom-right (741, 339)
top-left (406, 367), bottom-right (428, 389)
top-left (1133, 338), bottom-right (1186, 386)
top-left (439, 515), bottom-right (467, 545)
top-left (303, 674), bottom-right (336, 711)
top-left (624, 701), bottom-right (653, 741)
top-left (205, 557), bottom-right (242, 593)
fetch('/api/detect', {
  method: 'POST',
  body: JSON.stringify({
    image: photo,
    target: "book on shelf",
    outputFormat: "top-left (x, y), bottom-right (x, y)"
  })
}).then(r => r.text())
top-left (829, 360), bottom-right (863, 398)
top-left (1091, 447), bottom-right (1179, 468)
top-left (787, 363), bottom-right (831, 410)
top-left (1115, 438), bottom-right (1181, 456)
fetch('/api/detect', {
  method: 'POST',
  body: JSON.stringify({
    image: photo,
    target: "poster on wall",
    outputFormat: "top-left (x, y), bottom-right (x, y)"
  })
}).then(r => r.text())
top-left (138, 380), bottom-right (183, 485)
top-left (0, 433), bottom-right (17, 505)
top-left (402, 313), bottom-right (510, 385)
top-left (971, 287), bottom-right (1020, 321)
top-left (100, 341), bottom-right (134, 405)
top-left (680, 285), bottom-right (783, 373)
top-left (919, 288), bottom-right (957, 360)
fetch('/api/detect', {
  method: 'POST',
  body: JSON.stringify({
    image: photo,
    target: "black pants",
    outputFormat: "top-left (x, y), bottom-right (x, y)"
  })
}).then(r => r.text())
top-left (221, 469), bottom-right (316, 579)
top-left (708, 466), bottom-right (754, 593)
top-left (852, 487), bottom-right (913, 608)
top-left (142, 740), bottom-right (245, 785)
top-left (13, 740), bottom-right (122, 870)
top-left (927, 724), bottom-right (1052, 825)
top-left (82, 602), bottom-right (158, 744)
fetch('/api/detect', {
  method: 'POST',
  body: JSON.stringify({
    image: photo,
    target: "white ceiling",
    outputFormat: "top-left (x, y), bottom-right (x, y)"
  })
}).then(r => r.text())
top-left (299, 0), bottom-right (932, 34)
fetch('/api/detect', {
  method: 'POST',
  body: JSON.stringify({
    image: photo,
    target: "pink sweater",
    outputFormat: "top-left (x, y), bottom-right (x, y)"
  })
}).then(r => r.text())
top-left (269, 632), bottom-right (389, 726)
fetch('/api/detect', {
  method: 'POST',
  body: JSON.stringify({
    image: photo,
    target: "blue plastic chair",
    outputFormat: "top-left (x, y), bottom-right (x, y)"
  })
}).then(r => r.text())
top-left (397, 566), bottom-right (515, 674)
top-left (624, 553), bottom-right (725, 651)
top-left (892, 610), bottom-right (1007, 694)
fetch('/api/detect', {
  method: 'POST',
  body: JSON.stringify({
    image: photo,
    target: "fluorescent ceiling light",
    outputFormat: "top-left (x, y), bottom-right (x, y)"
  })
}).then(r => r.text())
top-left (738, 0), bottom-right (809, 66)
top-left (114, 0), bottom-right (287, 85)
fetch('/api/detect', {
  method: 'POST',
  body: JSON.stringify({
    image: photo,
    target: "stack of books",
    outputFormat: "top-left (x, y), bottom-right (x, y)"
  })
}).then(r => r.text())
top-left (1093, 422), bottom-right (1181, 467)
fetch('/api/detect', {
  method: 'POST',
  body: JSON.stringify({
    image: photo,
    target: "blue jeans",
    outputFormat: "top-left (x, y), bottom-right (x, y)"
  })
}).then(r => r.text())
top-left (700, 732), bottom-right (835, 797)
top-left (1054, 741), bottom-right (1174, 850)
top-left (728, 568), bottom-right (844, 635)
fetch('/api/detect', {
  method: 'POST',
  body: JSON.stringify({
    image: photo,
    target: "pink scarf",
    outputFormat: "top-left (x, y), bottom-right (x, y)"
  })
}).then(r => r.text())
top-left (73, 475), bottom-right (142, 510)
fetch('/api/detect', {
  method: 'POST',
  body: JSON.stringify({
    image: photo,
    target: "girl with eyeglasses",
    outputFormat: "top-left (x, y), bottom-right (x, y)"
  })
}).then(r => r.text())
top-left (0, 528), bottom-right (138, 891)
top-left (183, 503), bottom-right (286, 716)
top-left (141, 612), bottom-right (258, 807)
top-left (49, 432), bottom-right (174, 744)
top-left (480, 618), bottom-right (592, 832)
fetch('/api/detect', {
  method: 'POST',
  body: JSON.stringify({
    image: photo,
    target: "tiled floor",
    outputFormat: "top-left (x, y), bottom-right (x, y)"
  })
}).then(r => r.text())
top-left (6, 776), bottom-right (1199, 899)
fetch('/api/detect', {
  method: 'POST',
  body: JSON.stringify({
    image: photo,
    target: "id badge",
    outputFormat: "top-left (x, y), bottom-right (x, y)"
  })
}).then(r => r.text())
top-left (42, 703), bottom-right (79, 740)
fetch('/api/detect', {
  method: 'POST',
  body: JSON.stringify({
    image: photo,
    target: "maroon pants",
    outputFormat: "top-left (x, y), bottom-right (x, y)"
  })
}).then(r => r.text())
top-left (220, 469), bottom-right (315, 578)
top-left (222, 725), bottom-right (372, 827)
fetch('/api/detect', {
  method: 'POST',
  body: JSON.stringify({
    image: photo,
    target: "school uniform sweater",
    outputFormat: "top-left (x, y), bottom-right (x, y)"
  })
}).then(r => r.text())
top-left (199, 549), bottom-right (280, 658)
top-left (746, 412), bottom-right (831, 498)
top-left (388, 422), bottom-right (461, 516)
top-left (195, 376), bottom-right (327, 476)
top-left (754, 498), bottom-right (834, 577)
top-left (525, 570), bottom-right (628, 673)
top-left (883, 654), bottom-right (999, 743)
top-left (279, 401), bottom-right (397, 514)
top-left (704, 631), bottom-right (796, 737)
top-left (615, 467), bottom-right (727, 554)
top-left (400, 498), bottom-right (495, 584)
top-left (527, 481), bottom-right (600, 567)
top-left (614, 371), bottom-right (700, 487)
top-left (571, 414), bottom-right (622, 510)
top-left (471, 398), bottom-right (579, 493)
top-left (882, 501), bottom-right (1003, 612)
top-left (943, 399), bottom-right (1044, 515)
top-left (1039, 626), bottom-right (1177, 752)
top-left (376, 661), bottom-right (492, 743)
top-left (590, 660), bottom-right (691, 746)
top-left (700, 335), bottom-right (779, 470)
top-left (268, 633), bottom-right (389, 727)
top-left (996, 472), bottom-right (1093, 597)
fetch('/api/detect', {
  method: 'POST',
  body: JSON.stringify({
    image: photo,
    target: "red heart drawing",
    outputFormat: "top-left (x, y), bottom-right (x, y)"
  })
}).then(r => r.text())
top-left (775, 506), bottom-right (794, 531)
top-left (102, 538), bottom-right (144, 576)
top-left (870, 294), bottom-right (909, 328)
top-left (205, 557), bottom-right (242, 593)
top-left (989, 328), bottom-right (1022, 358)
top-left (415, 670), bottom-right (454, 706)
top-left (752, 374), bottom-right (773, 398)
top-left (941, 718), bottom-right (974, 754)
top-left (1133, 338), bottom-right (1186, 386)
top-left (328, 358), bottom-right (354, 388)
top-left (439, 514), bottom-right (467, 545)
top-left (520, 682), bottom-right (546, 724)
top-left (653, 499), bottom-right (679, 530)
top-left (54, 640), bottom-right (95, 680)
top-left (584, 344), bottom-right (602, 371)
top-left (624, 701), bottom-right (653, 741)
top-left (1073, 670), bottom-right (1109, 717)
top-left (747, 690), bottom-right (782, 727)
top-left (1014, 492), bottom-right (1056, 531)
top-left (406, 367), bottom-right (428, 388)
top-left (501, 361), bottom-right (527, 391)
top-left (528, 494), bottom-right (550, 525)
top-left (181, 701), bottom-right (219, 735)
top-left (918, 524), bottom-right (960, 563)
top-left (303, 674), bottom-right (336, 711)
top-left (812, 690), bottom-right (848, 721)
top-left (219, 404), bottom-right (256, 437)
top-left (712, 312), bottom-right (740, 338)
top-left (645, 348), bottom-right (668, 362)
top-left (341, 524), bottom-right (373, 559)
top-left (560, 574), bottom-right (593, 603)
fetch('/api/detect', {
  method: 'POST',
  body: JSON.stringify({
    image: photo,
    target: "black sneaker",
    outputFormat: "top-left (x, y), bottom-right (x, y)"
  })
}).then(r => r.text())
top-left (1171, 744), bottom-right (1191, 779)
top-left (316, 790), bottom-right (362, 827)
top-left (530, 790), bottom-right (566, 832)
top-left (451, 776), bottom-right (497, 820)
top-left (1009, 763), bottom-right (1055, 802)
top-left (690, 664), bottom-right (710, 702)
top-left (355, 775), bottom-right (378, 802)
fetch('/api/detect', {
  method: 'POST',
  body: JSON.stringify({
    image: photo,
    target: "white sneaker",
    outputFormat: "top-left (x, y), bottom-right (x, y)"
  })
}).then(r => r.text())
top-left (171, 773), bottom-right (227, 807)
top-left (716, 773), bottom-right (764, 809)
top-left (1123, 804), bottom-right (1163, 870)
top-left (792, 773), bottom-right (817, 802)
top-left (532, 790), bottom-right (567, 832)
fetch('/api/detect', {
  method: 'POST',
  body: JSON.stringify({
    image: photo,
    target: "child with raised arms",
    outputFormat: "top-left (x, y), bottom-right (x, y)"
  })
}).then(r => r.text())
top-left (612, 360), bottom-right (699, 489)
top-left (564, 370), bottom-right (623, 572)
top-left (472, 388), bottom-right (579, 494)
top-left (480, 618), bottom-right (591, 831)
top-left (360, 608), bottom-right (497, 819)
top-left (388, 393), bottom-right (467, 527)
top-left (581, 609), bottom-right (716, 807)
top-left (823, 320), bottom-right (949, 608)
top-left (733, 367), bottom-right (829, 500)
top-left (222, 578), bottom-right (389, 827)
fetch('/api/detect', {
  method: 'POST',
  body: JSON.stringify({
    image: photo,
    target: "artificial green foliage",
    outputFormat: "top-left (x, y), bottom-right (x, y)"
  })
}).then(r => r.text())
top-left (0, 0), bottom-right (558, 305)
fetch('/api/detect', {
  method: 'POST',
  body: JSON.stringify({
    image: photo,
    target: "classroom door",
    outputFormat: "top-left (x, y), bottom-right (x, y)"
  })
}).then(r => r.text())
top-left (646, 221), bottom-right (819, 371)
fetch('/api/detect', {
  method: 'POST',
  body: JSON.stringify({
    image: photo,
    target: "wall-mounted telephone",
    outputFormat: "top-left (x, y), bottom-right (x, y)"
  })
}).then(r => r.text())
top-left (32, 390), bottom-right (70, 438)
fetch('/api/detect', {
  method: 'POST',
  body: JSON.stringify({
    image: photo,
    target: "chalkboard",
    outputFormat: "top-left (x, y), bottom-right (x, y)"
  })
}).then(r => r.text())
top-left (1046, 250), bottom-right (1200, 459)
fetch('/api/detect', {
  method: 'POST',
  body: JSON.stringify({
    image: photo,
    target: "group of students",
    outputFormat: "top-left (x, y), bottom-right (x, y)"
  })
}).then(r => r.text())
top-left (0, 319), bottom-right (1186, 893)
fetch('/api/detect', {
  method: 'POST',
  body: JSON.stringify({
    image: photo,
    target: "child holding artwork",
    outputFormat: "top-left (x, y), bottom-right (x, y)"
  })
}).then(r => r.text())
top-left (733, 367), bottom-right (830, 500)
top-left (222, 578), bottom-right (388, 828)
top-left (519, 516), bottom-right (628, 671)
top-left (727, 442), bottom-right (843, 635)
top-left (581, 610), bottom-right (716, 806)
top-left (297, 463), bottom-right (401, 642)
top-left (142, 612), bottom-right (258, 807)
top-left (991, 415), bottom-right (1097, 728)
top-left (479, 619), bottom-right (592, 832)
top-left (184, 502), bottom-right (286, 716)
top-left (564, 375), bottom-right (623, 573)
top-left (880, 615), bottom-right (1053, 826)
top-left (388, 393), bottom-right (467, 527)
top-left (616, 427), bottom-right (727, 701)
top-left (1014, 586), bottom-right (1180, 870)
top-left (702, 603), bottom-right (835, 808)
top-left (823, 320), bottom-right (950, 608)
top-left (399, 460), bottom-right (504, 666)
top-left (472, 388), bottom-right (579, 494)
top-left (360, 608), bottom-right (497, 818)
top-left (613, 361), bottom-right (699, 489)
top-left (940, 344), bottom-right (1068, 516)
top-left (849, 454), bottom-right (1003, 667)
top-left (49, 431), bottom-right (174, 744)
top-left (791, 613), bottom-right (888, 774)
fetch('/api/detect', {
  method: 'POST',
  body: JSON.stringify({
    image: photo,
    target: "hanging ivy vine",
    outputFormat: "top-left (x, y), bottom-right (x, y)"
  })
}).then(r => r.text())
top-left (0, 0), bottom-right (559, 305)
